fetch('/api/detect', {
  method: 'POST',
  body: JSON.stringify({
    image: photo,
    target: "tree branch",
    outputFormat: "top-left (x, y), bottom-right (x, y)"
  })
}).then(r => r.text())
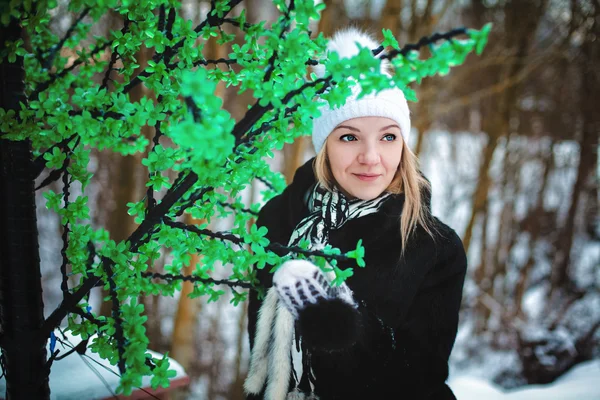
top-left (141, 271), bottom-right (254, 289)
top-left (42, 7), bottom-right (91, 69)
top-left (164, 219), bottom-right (355, 263)
top-left (100, 19), bottom-right (131, 91)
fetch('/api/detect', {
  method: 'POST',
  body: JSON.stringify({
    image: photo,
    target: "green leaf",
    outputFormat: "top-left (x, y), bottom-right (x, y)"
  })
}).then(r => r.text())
top-left (43, 147), bottom-right (67, 169)
top-left (331, 266), bottom-right (353, 286)
top-left (470, 23), bottom-right (492, 55)
top-left (381, 28), bottom-right (400, 50)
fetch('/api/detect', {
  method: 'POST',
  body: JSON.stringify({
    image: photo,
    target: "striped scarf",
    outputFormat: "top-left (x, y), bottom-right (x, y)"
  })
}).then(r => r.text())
top-left (290, 183), bottom-right (392, 248)
top-left (245, 183), bottom-right (391, 400)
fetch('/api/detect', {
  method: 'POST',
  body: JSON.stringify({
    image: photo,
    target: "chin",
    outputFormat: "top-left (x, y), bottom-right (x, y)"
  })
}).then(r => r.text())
top-left (349, 188), bottom-right (386, 201)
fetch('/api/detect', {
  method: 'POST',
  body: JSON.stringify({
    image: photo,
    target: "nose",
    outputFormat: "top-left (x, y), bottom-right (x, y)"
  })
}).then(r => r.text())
top-left (358, 143), bottom-right (380, 165)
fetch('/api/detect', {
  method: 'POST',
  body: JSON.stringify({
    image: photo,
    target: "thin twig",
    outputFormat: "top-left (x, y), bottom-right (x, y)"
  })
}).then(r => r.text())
top-left (102, 259), bottom-right (126, 374)
top-left (164, 219), bottom-right (354, 262)
top-left (141, 271), bottom-right (254, 289)
top-left (263, 0), bottom-right (296, 84)
top-left (30, 38), bottom-right (111, 101)
top-left (42, 7), bottom-right (91, 69)
top-left (101, 19), bottom-right (131, 91)
top-left (146, 95), bottom-right (164, 212)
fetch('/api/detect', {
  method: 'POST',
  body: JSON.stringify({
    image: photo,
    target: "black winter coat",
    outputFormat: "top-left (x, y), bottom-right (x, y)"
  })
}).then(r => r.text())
top-left (247, 158), bottom-right (467, 400)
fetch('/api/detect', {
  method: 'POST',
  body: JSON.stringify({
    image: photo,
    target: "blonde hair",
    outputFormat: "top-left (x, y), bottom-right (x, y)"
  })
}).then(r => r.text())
top-left (314, 141), bottom-right (433, 252)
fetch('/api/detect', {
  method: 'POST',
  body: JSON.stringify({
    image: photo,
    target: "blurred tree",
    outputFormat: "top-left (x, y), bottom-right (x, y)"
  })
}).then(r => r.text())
top-left (550, 0), bottom-right (599, 293)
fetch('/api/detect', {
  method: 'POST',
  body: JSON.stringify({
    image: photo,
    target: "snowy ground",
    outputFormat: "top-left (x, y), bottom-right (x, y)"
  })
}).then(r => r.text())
top-left (448, 359), bottom-right (600, 399)
top-left (0, 331), bottom-right (189, 400)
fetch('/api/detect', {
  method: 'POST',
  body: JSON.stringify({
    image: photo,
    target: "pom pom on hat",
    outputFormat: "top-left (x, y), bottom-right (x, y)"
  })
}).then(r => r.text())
top-left (311, 28), bottom-right (411, 154)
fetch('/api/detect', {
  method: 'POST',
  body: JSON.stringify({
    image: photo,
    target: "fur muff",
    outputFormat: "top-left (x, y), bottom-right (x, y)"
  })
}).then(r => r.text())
top-left (297, 297), bottom-right (362, 351)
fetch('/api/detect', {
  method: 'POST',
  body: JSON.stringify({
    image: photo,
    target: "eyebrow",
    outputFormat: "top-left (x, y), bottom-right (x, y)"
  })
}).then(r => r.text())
top-left (333, 124), bottom-right (401, 132)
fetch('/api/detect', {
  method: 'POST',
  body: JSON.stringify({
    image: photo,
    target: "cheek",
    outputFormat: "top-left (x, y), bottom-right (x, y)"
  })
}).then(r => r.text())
top-left (385, 146), bottom-right (403, 171)
top-left (328, 153), bottom-right (346, 179)
top-left (326, 143), bottom-right (350, 174)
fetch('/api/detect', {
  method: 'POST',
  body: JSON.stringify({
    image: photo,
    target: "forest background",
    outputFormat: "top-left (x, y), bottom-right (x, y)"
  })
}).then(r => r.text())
top-left (13, 0), bottom-right (599, 398)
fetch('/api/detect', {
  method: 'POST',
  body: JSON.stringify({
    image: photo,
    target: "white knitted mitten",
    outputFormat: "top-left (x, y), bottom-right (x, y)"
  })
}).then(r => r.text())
top-left (273, 260), bottom-right (356, 318)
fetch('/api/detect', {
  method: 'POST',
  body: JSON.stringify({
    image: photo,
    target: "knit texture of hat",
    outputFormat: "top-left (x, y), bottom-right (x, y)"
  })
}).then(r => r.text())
top-left (311, 28), bottom-right (411, 154)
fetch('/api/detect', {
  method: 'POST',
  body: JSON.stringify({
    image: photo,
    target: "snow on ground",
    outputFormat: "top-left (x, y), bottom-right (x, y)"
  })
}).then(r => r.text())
top-left (448, 359), bottom-right (600, 399)
top-left (0, 331), bottom-right (188, 400)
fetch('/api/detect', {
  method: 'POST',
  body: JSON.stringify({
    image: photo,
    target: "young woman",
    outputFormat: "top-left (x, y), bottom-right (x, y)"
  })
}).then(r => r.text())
top-left (244, 28), bottom-right (467, 400)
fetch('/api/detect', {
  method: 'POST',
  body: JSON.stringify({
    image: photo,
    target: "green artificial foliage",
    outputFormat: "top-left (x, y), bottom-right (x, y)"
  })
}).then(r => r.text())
top-left (0, 0), bottom-right (490, 394)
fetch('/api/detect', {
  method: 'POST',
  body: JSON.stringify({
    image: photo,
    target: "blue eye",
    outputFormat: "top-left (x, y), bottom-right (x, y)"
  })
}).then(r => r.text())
top-left (340, 134), bottom-right (357, 142)
top-left (382, 134), bottom-right (397, 141)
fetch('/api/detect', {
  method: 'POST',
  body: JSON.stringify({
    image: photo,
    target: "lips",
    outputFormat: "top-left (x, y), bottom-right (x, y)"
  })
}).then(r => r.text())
top-left (353, 173), bottom-right (380, 181)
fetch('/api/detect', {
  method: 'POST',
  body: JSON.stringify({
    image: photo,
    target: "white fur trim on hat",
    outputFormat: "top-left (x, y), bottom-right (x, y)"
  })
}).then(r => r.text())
top-left (311, 28), bottom-right (411, 154)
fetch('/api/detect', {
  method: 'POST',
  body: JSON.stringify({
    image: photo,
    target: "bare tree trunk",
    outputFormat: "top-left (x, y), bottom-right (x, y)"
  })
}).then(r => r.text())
top-left (380, 0), bottom-right (403, 37)
top-left (228, 303), bottom-right (249, 400)
top-left (413, 78), bottom-right (432, 157)
top-left (551, 11), bottom-right (599, 290)
top-left (143, 254), bottom-right (166, 351)
top-left (512, 142), bottom-right (554, 319)
top-left (206, 297), bottom-right (226, 400)
top-left (317, 0), bottom-right (345, 37)
top-left (283, 137), bottom-right (307, 184)
top-left (403, 0), bottom-right (450, 156)
top-left (170, 221), bottom-right (202, 370)
top-left (488, 138), bottom-right (517, 309)
top-left (463, 0), bottom-right (547, 254)
top-left (462, 134), bottom-right (499, 254)
top-left (473, 205), bottom-right (490, 334)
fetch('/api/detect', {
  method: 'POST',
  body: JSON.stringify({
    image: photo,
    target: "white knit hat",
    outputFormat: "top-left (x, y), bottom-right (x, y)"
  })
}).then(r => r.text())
top-left (311, 28), bottom-right (411, 154)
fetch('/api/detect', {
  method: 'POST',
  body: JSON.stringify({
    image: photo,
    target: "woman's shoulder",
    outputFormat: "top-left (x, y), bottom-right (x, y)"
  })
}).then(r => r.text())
top-left (428, 217), bottom-right (464, 250)
top-left (421, 216), bottom-right (467, 275)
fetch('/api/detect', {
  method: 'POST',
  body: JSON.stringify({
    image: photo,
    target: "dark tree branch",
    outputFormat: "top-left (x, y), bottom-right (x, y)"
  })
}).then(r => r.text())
top-left (256, 176), bottom-right (275, 191)
top-left (123, 0), bottom-right (243, 94)
top-left (216, 201), bottom-right (259, 216)
top-left (232, 76), bottom-right (330, 141)
top-left (157, 5), bottom-right (166, 33)
top-left (32, 134), bottom-right (77, 179)
top-left (192, 57), bottom-right (238, 67)
top-left (59, 165), bottom-right (71, 296)
top-left (163, 219), bottom-right (354, 262)
top-left (379, 27), bottom-right (468, 60)
top-left (141, 271), bottom-right (254, 289)
top-left (42, 7), bottom-right (91, 70)
top-left (184, 96), bottom-right (202, 122)
top-left (263, 0), bottom-right (296, 84)
top-left (30, 38), bottom-right (111, 102)
top-left (34, 161), bottom-right (67, 191)
top-left (102, 259), bottom-right (126, 374)
top-left (146, 95), bottom-right (164, 213)
top-left (222, 17), bottom-right (254, 31)
top-left (100, 19), bottom-right (131, 91)
top-left (166, 7), bottom-right (176, 41)
top-left (34, 136), bottom-right (81, 192)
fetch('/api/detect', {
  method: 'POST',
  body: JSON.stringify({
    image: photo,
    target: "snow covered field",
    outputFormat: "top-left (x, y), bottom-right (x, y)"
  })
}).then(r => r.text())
top-left (449, 360), bottom-right (600, 400)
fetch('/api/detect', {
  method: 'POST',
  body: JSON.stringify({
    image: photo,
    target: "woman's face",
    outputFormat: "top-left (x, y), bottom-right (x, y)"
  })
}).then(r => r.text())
top-left (325, 116), bottom-right (404, 200)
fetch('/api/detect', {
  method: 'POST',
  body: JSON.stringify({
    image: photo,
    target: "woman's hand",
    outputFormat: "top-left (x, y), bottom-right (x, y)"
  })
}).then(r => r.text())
top-left (273, 260), bottom-right (355, 316)
top-left (273, 260), bottom-right (362, 350)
